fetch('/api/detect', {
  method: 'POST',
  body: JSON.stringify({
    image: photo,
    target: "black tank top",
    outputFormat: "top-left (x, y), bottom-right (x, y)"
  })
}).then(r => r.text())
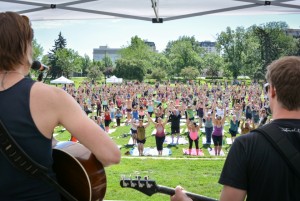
top-left (0, 78), bottom-right (61, 200)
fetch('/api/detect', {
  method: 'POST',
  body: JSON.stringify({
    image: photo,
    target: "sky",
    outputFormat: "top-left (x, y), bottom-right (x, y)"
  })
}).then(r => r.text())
top-left (31, 13), bottom-right (300, 59)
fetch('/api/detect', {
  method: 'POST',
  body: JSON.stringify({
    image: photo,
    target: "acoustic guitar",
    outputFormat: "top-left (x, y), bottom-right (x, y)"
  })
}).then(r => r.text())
top-left (120, 176), bottom-right (217, 201)
top-left (52, 141), bottom-right (106, 201)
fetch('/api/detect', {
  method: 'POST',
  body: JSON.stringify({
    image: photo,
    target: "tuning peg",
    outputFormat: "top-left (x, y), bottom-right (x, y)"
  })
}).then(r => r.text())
top-left (130, 176), bottom-right (136, 187)
top-left (144, 176), bottom-right (152, 188)
top-left (121, 175), bottom-right (128, 187)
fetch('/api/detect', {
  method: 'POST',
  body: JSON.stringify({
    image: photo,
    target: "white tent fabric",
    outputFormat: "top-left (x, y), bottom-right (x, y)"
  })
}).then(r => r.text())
top-left (0, 0), bottom-right (299, 22)
top-left (50, 76), bottom-right (74, 84)
top-left (106, 75), bottom-right (123, 84)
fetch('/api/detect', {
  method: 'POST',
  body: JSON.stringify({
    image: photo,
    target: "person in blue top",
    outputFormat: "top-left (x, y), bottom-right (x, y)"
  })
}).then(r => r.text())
top-left (0, 12), bottom-right (121, 201)
top-left (115, 108), bottom-right (123, 127)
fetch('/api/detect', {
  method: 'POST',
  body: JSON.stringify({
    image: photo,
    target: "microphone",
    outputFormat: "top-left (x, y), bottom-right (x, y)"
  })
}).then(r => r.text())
top-left (31, 60), bottom-right (49, 71)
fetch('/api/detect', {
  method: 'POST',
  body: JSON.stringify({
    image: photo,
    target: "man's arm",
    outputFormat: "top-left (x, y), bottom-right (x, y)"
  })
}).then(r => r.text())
top-left (219, 185), bottom-right (246, 201)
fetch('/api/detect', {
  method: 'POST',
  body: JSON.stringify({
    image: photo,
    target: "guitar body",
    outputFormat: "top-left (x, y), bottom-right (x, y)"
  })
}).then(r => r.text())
top-left (52, 141), bottom-right (106, 201)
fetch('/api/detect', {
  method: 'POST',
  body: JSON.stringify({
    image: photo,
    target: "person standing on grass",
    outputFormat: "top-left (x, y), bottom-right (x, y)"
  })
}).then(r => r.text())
top-left (147, 113), bottom-right (169, 156)
top-left (125, 97), bottom-right (132, 125)
top-left (228, 114), bottom-right (239, 143)
top-left (186, 118), bottom-right (201, 155)
top-left (171, 56), bottom-right (300, 201)
top-left (130, 118), bottom-right (138, 145)
top-left (136, 119), bottom-right (150, 156)
top-left (169, 107), bottom-right (183, 145)
top-left (104, 109), bottom-right (111, 133)
top-left (203, 106), bottom-right (213, 145)
top-left (212, 103), bottom-right (227, 156)
top-left (147, 100), bottom-right (154, 117)
top-left (115, 108), bottom-right (123, 127)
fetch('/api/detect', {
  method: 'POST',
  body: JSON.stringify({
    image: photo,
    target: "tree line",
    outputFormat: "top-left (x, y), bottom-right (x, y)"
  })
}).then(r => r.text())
top-left (32, 21), bottom-right (300, 82)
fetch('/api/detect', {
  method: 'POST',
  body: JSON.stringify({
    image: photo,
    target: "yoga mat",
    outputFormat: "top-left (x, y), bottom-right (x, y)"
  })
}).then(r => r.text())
top-left (182, 148), bottom-right (204, 156)
top-left (130, 147), bottom-right (172, 156)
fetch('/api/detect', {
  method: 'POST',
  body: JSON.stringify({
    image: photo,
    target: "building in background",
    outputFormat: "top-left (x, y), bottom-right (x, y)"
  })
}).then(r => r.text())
top-left (285, 28), bottom-right (300, 38)
top-left (93, 45), bottom-right (120, 62)
top-left (144, 40), bottom-right (157, 52)
top-left (199, 41), bottom-right (217, 54)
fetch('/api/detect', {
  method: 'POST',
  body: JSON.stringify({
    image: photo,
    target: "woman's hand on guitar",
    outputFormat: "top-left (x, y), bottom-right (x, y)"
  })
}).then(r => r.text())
top-left (171, 186), bottom-right (193, 201)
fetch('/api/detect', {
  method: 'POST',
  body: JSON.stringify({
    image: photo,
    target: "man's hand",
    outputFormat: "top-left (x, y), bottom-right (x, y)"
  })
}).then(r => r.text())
top-left (170, 186), bottom-right (192, 201)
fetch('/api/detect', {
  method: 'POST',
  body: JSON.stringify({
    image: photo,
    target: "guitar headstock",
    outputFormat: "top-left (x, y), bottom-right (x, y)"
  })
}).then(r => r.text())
top-left (120, 176), bottom-right (158, 196)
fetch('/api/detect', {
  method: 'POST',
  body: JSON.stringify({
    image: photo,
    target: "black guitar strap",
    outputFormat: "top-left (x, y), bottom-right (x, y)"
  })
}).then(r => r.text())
top-left (254, 123), bottom-right (300, 179)
top-left (0, 120), bottom-right (77, 201)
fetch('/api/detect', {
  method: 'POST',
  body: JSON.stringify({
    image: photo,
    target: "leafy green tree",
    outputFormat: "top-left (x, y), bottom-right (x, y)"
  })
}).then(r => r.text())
top-left (119, 36), bottom-right (152, 60)
top-left (55, 48), bottom-right (82, 78)
top-left (87, 65), bottom-right (103, 81)
top-left (81, 54), bottom-right (92, 76)
top-left (119, 36), bottom-right (154, 75)
top-left (86, 60), bottom-right (104, 80)
top-left (295, 37), bottom-right (300, 56)
top-left (102, 54), bottom-right (114, 68)
top-left (201, 53), bottom-right (224, 78)
top-left (148, 53), bottom-right (171, 74)
top-left (217, 26), bottom-right (247, 79)
top-left (180, 66), bottom-right (200, 79)
top-left (164, 36), bottom-right (203, 57)
top-left (166, 40), bottom-right (202, 75)
top-left (150, 68), bottom-right (167, 81)
top-left (114, 59), bottom-right (146, 82)
top-left (32, 38), bottom-right (44, 61)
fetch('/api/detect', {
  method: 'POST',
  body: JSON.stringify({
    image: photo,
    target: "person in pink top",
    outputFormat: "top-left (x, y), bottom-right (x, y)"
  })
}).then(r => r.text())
top-left (186, 118), bottom-right (202, 155)
top-left (147, 113), bottom-right (169, 156)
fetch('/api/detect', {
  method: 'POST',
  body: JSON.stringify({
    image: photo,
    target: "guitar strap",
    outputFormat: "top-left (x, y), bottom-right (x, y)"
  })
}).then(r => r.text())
top-left (0, 120), bottom-right (78, 201)
top-left (254, 123), bottom-right (300, 179)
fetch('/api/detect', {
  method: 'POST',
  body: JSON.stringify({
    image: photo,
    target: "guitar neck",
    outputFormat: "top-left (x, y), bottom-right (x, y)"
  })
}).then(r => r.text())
top-left (157, 185), bottom-right (218, 201)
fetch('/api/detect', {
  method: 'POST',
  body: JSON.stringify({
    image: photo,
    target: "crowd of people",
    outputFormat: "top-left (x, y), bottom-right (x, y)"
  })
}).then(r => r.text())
top-left (61, 78), bottom-right (271, 156)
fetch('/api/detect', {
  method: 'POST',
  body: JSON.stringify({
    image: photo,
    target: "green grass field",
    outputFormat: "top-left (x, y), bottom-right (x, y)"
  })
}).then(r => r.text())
top-left (54, 116), bottom-right (232, 201)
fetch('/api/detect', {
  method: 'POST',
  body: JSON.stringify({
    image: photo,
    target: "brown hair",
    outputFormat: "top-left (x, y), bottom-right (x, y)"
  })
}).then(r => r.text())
top-left (0, 12), bottom-right (34, 71)
top-left (265, 56), bottom-right (300, 110)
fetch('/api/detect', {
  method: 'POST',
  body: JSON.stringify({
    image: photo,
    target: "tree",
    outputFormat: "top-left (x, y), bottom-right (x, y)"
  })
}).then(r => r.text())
top-left (201, 53), bottom-right (224, 78)
top-left (48, 32), bottom-right (67, 78)
top-left (251, 21), bottom-right (296, 78)
top-left (295, 37), bottom-right (300, 56)
top-left (86, 60), bottom-right (104, 80)
top-left (217, 26), bottom-right (247, 79)
top-left (87, 65), bottom-right (103, 81)
top-left (180, 66), bottom-right (200, 80)
top-left (102, 54), bottom-right (114, 68)
top-left (148, 53), bottom-right (171, 74)
top-left (119, 36), bottom-right (152, 61)
top-left (114, 59), bottom-right (146, 82)
top-left (55, 48), bottom-right (82, 78)
top-left (166, 40), bottom-right (202, 75)
top-left (164, 36), bottom-right (203, 57)
top-left (80, 54), bottom-right (92, 76)
top-left (32, 38), bottom-right (44, 61)
top-left (150, 68), bottom-right (167, 82)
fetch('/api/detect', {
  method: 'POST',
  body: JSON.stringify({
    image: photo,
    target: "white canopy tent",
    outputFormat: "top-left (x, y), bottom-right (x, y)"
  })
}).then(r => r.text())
top-left (0, 0), bottom-right (299, 22)
top-left (50, 76), bottom-right (74, 84)
top-left (106, 75), bottom-right (123, 84)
